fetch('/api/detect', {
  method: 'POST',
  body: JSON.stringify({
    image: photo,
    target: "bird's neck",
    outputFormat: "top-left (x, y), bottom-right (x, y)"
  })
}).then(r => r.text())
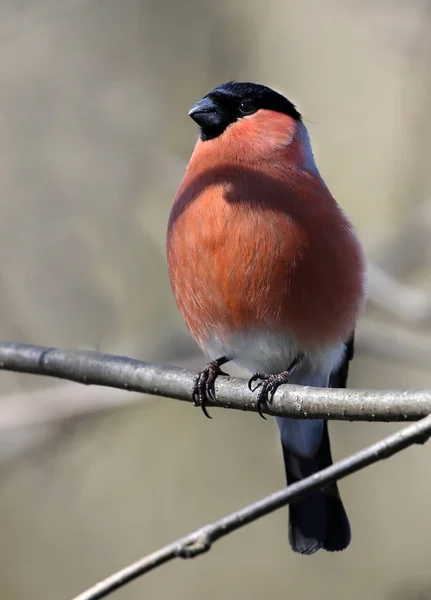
top-left (188, 121), bottom-right (319, 177)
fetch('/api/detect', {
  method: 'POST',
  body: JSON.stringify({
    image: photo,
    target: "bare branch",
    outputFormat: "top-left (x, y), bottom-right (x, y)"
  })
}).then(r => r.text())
top-left (355, 319), bottom-right (431, 367)
top-left (0, 341), bottom-right (430, 421)
top-left (366, 262), bottom-right (431, 325)
top-left (71, 414), bottom-right (431, 600)
top-left (1, 320), bottom-right (429, 436)
top-left (0, 382), bottom-right (140, 430)
top-left (370, 197), bottom-right (431, 277)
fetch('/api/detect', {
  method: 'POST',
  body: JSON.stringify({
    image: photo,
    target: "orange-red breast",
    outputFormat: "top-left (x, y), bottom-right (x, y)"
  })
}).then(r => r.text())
top-left (167, 82), bottom-right (366, 554)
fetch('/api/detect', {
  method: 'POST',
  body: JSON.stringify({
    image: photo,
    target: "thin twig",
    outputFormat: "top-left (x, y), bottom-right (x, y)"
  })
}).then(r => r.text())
top-left (355, 319), bottom-right (431, 367)
top-left (367, 262), bottom-right (431, 325)
top-left (71, 413), bottom-right (431, 600)
top-left (0, 382), bottom-right (140, 430)
top-left (371, 197), bottom-right (431, 277)
top-left (0, 341), bottom-right (430, 421)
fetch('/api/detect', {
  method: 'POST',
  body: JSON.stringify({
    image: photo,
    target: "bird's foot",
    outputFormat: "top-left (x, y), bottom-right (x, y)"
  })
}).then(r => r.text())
top-left (248, 371), bottom-right (291, 419)
top-left (192, 357), bottom-right (229, 419)
top-left (247, 354), bottom-right (303, 419)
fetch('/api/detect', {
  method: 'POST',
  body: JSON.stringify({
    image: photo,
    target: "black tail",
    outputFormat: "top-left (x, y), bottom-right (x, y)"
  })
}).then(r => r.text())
top-left (284, 334), bottom-right (355, 555)
top-left (283, 423), bottom-right (351, 554)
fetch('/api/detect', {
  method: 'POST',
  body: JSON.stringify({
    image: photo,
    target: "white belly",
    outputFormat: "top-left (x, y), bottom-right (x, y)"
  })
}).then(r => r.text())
top-left (203, 328), bottom-right (346, 383)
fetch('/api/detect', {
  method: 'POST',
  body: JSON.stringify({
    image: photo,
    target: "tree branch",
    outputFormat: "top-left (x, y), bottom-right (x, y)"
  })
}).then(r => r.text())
top-left (0, 341), bottom-right (430, 421)
top-left (71, 413), bottom-right (431, 600)
top-left (355, 318), bottom-right (431, 367)
top-left (367, 261), bottom-right (431, 325)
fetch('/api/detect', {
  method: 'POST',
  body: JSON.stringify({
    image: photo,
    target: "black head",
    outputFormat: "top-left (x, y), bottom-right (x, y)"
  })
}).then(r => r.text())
top-left (188, 81), bottom-right (301, 141)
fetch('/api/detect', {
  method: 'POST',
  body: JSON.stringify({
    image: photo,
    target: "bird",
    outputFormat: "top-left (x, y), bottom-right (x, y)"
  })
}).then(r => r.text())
top-left (166, 81), bottom-right (366, 555)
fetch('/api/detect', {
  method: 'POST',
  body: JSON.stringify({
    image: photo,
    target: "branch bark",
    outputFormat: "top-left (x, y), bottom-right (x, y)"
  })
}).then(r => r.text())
top-left (71, 413), bottom-right (431, 600)
top-left (0, 341), bottom-right (430, 421)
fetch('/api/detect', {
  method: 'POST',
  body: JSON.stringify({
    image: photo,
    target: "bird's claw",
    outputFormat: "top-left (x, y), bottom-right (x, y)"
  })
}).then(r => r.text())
top-left (247, 372), bottom-right (269, 392)
top-left (248, 371), bottom-right (291, 419)
top-left (192, 361), bottom-right (228, 419)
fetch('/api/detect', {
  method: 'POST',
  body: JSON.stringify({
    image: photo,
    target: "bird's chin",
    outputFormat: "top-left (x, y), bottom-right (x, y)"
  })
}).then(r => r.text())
top-left (194, 116), bottom-right (230, 141)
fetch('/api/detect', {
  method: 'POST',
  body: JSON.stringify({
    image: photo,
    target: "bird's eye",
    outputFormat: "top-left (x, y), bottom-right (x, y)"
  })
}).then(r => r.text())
top-left (239, 99), bottom-right (256, 115)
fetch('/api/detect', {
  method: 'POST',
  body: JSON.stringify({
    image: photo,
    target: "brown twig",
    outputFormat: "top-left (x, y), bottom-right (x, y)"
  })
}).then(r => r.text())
top-left (0, 341), bottom-right (430, 421)
top-left (70, 414), bottom-right (431, 600)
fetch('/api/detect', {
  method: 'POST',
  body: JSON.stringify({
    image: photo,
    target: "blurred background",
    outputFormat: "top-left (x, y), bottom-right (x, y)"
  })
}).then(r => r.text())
top-left (0, 0), bottom-right (431, 598)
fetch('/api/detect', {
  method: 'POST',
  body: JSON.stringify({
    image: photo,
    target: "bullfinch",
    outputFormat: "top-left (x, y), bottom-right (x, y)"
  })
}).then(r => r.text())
top-left (167, 81), bottom-right (366, 555)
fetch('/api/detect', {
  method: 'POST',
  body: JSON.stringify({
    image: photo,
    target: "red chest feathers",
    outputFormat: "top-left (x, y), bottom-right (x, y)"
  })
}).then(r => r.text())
top-left (167, 164), bottom-right (364, 350)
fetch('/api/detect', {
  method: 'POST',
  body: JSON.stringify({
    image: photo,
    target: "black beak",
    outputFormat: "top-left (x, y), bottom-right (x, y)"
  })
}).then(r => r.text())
top-left (188, 97), bottom-right (222, 129)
